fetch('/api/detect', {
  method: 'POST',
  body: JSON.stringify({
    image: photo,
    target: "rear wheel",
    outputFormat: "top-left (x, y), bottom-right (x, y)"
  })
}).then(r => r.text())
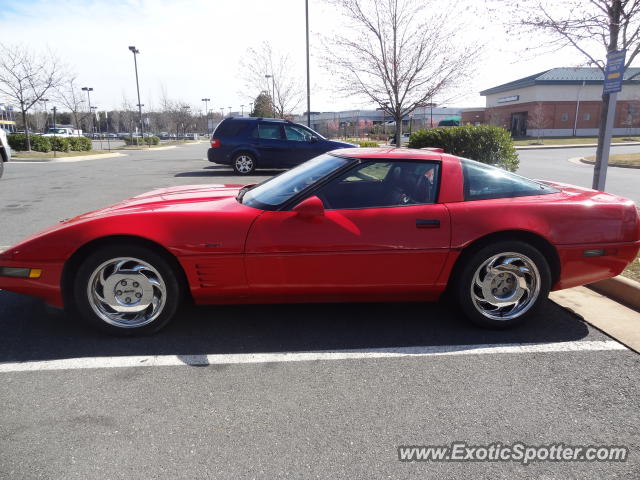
top-left (453, 241), bottom-right (551, 328)
top-left (73, 245), bottom-right (182, 335)
top-left (232, 153), bottom-right (256, 175)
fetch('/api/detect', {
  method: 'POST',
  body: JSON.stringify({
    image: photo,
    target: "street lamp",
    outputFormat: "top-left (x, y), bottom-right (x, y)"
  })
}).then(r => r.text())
top-left (128, 46), bottom-right (145, 141)
top-left (265, 74), bottom-right (275, 117)
top-left (249, 102), bottom-right (254, 116)
top-left (228, 106), bottom-right (232, 117)
top-left (81, 87), bottom-right (94, 134)
top-left (40, 98), bottom-right (49, 131)
top-left (240, 104), bottom-right (245, 117)
top-left (305, 0), bottom-right (311, 127)
top-left (201, 98), bottom-right (210, 134)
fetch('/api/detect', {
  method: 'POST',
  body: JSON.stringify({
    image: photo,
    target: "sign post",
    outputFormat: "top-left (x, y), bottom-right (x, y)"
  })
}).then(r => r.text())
top-left (593, 49), bottom-right (626, 191)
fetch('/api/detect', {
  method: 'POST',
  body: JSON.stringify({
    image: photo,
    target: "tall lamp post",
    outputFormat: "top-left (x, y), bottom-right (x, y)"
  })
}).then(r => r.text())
top-left (265, 74), bottom-right (275, 117)
top-left (228, 106), bottom-right (232, 117)
top-left (128, 46), bottom-right (145, 142)
top-left (305, 0), bottom-right (311, 127)
top-left (201, 98), bottom-right (210, 134)
top-left (40, 98), bottom-right (49, 132)
top-left (240, 104), bottom-right (245, 117)
top-left (81, 87), bottom-right (94, 135)
top-left (249, 102), bottom-right (254, 116)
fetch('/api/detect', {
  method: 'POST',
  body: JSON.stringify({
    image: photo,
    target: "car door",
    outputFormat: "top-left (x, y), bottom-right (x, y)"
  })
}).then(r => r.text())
top-left (250, 122), bottom-right (287, 166)
top-left (244, 160), bottom-right (451, 297)
top-left (282, 124), bottom-right (323, 166)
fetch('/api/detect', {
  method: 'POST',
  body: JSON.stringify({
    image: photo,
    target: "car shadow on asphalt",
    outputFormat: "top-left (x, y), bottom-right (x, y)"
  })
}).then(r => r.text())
top-left (0, 291), bottom-right (594, 363)
top-left (175, 167), bottom-right (285, 178)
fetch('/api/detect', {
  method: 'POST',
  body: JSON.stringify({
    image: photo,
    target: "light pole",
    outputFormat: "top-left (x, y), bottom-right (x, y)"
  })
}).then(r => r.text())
top-left (182, 105), bottom-right (190, 140)
top-left (201, 98), bottom-right (210, 134)
top-left (40, 98), bottom-right (49, 132)
top-left (128, 46), bottom-right (145, 142)
top-left (265, 74), bottom-right (275, 117)
top-left (305, 0), bottom-right (311, 127)
top-left (240, 104), bottom-right (245, 117)
top-left (249, 102), bottom-right (254, 116)
top-left (81, 87), bottom-right (94, 135)
top-left (228, 106), bottom-right (232, 117)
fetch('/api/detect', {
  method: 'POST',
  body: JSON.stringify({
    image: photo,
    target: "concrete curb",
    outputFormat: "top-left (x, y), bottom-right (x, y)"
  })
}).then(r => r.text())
top-left (515, 141), bottom-right (640, 150)
top-left (11, 152), bottom-right (127, 163)
top-left (588, 275), bottom-right (640, 311)
top-left (578, 157), bottom-right (640, 169)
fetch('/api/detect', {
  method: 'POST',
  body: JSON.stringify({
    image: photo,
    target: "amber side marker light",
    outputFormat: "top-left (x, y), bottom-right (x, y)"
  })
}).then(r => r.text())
top-left (0, 267), bottom-right (42, 278)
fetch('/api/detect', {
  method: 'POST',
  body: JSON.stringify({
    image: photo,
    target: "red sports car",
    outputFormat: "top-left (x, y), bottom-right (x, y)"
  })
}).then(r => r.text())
top-left (1, 148), bottom-right (638, 335)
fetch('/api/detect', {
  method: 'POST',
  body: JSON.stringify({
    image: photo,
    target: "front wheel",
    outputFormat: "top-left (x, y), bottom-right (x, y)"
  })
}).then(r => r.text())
top-left (73, 245), bottom-right (182, 335)
top-left (453, 241), bottom-right (551, 328)
top-left (232, 153), bottom-right (256, 175)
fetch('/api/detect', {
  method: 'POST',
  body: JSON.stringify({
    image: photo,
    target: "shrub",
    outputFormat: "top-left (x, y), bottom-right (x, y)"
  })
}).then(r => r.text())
top-left (7, 133), bottom-right (51, 152)
top-left (68, 136), bottom-right (92, 151)
top-left (357, 140), bottom-right (380, 147)
top-left (49, 136), bottom-right (70, 152)
top-left (145, 135), bottom-right (160, 146)
top-left (408, 125), bottom-right (519, 171)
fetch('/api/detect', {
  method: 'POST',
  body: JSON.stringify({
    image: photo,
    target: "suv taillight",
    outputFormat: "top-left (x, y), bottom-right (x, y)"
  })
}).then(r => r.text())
top-left (210, 138), bottom-right (221, 148)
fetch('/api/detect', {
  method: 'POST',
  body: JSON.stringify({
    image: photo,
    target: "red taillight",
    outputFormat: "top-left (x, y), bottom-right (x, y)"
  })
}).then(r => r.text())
top-left (210, 138), bottom-right (221, 148)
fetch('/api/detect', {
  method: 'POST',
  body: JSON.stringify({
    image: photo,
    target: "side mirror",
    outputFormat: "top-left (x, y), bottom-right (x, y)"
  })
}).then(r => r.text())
top-left (292, 195), bottom-right (324, 219)
top-left (309, 135), bottom-right (319, 143)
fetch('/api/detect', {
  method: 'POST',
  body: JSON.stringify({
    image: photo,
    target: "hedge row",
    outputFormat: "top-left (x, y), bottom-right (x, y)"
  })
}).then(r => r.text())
top-left (123, 136), bottom-right (160, 146)
top-left (7, 134), bottom-right (92, 152)
top-left (408, 125), bottom-right (519, 172)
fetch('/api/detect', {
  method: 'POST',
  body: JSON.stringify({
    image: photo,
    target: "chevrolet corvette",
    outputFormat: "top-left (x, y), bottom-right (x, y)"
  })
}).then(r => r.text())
top-left (1, 148), bottom-right (638, 335)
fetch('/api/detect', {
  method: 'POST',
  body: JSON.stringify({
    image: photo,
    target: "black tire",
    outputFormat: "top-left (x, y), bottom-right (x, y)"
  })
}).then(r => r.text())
top-left (452, 240), bottom-right (551, 329)
top-left (73, 244), bottom-right (182, 336)
top-left (232, 152), bottom-right (256, 175)
top-left (0, 159), bottom-right (4, 179)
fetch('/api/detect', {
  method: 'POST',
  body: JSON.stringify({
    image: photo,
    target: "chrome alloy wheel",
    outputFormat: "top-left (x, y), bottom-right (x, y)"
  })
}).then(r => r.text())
top-left (87, 257), bottom-right (167, 328)
top-left (234, 155), bottom-right (254, 173)
top-left (470, 252), bottom-right (541, 320)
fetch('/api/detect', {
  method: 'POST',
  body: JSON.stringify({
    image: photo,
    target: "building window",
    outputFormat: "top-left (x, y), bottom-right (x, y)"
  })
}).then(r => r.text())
top-left (583, 113), bottom-right (591, 121)
top-left (561, 113), bottom-right (569, 122)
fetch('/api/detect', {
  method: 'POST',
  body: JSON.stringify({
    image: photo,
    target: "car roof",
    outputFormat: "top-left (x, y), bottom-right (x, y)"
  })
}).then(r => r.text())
top-left (224, 117), bottom-right (287, 123)
top-left (333, 147), bottom-right (457, 162)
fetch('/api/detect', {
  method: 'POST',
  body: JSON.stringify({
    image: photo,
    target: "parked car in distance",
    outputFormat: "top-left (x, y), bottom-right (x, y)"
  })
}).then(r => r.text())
top-left (207, 117), bottom-right (357, 174)
top-left (42, 127), bottom-right (82, 137)
top-left (0, 127), bottom-right (11, 178)
top-left (388, 133), bottom-right (411, 145)
top-left (159, 132), bottom-right (170, 140)
top-left (1, 148), bottom-right (639, 336)
top-left (185, 133), bottom-right (199, 140)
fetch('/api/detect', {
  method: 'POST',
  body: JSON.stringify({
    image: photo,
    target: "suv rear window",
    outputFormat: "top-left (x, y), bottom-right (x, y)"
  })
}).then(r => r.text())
top-left (214, 120), bottom-right (247, 138)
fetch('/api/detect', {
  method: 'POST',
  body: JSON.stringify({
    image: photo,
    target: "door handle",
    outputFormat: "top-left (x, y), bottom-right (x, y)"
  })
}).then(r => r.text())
top-left (416, 219), bottom-right (440, 228)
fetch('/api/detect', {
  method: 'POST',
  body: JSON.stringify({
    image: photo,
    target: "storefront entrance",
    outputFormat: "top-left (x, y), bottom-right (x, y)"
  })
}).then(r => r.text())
top-left (510, 112), bottom-right (527, 137)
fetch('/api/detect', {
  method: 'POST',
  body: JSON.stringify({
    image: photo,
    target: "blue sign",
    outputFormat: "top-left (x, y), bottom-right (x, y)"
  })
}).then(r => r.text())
top-left (603, 49), bottom-right (626, 94)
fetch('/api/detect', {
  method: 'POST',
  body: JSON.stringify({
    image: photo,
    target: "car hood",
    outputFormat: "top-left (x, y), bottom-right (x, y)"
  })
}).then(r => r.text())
top-left (62, 184), bottom-right (245, 223)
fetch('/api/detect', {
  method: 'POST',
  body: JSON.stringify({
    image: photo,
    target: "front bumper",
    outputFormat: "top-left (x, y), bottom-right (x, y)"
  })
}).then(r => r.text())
top-left (0, 257), bottom-right (65, 307)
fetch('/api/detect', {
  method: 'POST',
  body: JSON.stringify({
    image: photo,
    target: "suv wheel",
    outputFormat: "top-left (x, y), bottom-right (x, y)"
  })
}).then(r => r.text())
top-left (233, 153), bottom-right (256, 175)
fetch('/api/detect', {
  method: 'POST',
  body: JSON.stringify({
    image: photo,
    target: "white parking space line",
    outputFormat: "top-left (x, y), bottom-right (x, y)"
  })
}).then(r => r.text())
top-left (0, 340), bottom-right (626, 373)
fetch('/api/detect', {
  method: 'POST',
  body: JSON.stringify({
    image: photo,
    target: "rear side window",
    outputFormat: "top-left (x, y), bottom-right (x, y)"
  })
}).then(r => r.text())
top-left (251, 123), bottom-right (283, 140)
top-left (214, 120), bottom-right (247, 138)
top-left (460, 158), bottom-right (558, 201)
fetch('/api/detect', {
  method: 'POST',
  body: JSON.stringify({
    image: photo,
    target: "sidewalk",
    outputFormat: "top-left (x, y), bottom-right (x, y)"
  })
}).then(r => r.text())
top-left (11, 152), bottom-right (127, 163)
top-left (551, 287), bottom-right (640, 353)
top-left (515, 141), bottom-right (640, 150)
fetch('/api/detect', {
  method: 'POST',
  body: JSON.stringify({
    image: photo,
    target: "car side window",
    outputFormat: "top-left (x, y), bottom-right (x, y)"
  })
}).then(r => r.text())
top-left (318, 161), bottom-right (439, 210)
top-left (254, 123), bottom-right (283, 140)
top-left (460, 158), bottom-right (559, 201)
top-left (284, 125), bottom-right (311, 141)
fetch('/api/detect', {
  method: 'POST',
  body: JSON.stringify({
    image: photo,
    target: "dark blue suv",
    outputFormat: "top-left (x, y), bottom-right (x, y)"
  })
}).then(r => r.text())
top-left (207, 117), bottom-right (356, 175)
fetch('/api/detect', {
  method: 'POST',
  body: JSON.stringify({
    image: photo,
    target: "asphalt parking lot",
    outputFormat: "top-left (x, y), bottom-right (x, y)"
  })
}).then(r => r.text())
top-left (1, 143), bottom-right (639, 479)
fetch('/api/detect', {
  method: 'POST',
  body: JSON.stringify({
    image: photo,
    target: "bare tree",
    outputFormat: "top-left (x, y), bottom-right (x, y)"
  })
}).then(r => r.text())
top-left (323, 0), bottom-right (480, 145)
top-left (240, 42), bottom-right (303, 118)
top-left (527, 102), bottom-right (547, 143)
top-left (500, 0), bottom-right (640, 188)
top-left (0, 43), bottom-right (63, 150)
top-left (56, 76), bottom-right (87, 135)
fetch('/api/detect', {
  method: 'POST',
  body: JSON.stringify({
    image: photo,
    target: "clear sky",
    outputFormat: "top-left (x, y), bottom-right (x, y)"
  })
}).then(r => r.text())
top-left (0, 0), bottom-right (593, 114)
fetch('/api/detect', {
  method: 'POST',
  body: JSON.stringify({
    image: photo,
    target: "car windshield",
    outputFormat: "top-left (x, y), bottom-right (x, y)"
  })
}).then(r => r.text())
top-left (241, 153), bottom-right (351, 209)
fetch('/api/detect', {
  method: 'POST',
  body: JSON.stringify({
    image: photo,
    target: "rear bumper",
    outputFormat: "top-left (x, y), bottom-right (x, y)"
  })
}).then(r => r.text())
top-left (553, 240), bottom-right (640, 290)
top-left (207, 148), bottom-right (230, 164)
